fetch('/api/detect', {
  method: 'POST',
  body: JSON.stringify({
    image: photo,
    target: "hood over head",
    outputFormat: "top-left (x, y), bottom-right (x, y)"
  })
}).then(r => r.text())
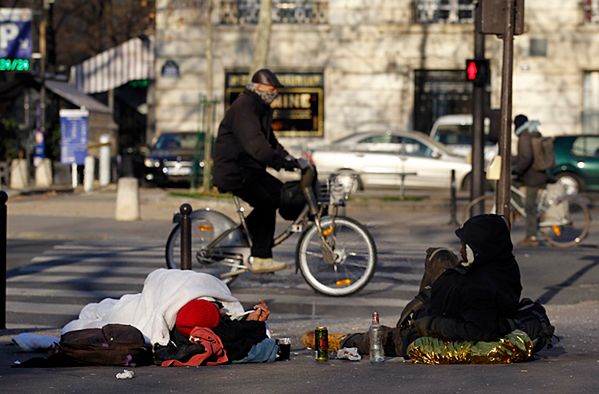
top-left (455, 214), bottom-right (513, 263)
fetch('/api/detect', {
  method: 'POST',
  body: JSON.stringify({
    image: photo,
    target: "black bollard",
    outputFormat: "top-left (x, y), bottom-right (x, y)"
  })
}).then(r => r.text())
top-left (180, 203), bottom-right (192, 270)
top-left (448, 170), bottom-right (458, 226)
top-left (1, 191), bottom-right (7, 329)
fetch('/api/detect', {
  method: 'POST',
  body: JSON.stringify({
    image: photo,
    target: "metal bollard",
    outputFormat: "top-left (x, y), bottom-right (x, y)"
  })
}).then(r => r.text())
top-left (1, 191), bottom-right (7, 329)
top-left (180, 203), bottom-right (192, 270)
top-left (448, 170), bottom-right (458, 226)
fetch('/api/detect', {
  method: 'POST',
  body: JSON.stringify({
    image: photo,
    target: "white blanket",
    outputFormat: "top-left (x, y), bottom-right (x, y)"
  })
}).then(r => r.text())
top-left (61, 269), bottom-right (244, 346)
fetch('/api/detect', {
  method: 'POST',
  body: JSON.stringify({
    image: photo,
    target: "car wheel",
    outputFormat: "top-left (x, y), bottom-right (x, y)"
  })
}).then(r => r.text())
top-left (556, 172), bottom-right (583, 195)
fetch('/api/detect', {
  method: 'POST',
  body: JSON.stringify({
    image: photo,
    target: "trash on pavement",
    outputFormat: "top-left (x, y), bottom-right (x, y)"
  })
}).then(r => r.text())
top-left (116, 369), bottom-right (135, 379)
top-left (336, 347), bottom-right (361, 361)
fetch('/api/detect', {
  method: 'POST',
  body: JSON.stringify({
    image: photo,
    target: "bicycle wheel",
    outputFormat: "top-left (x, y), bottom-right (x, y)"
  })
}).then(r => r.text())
top-left (462, 194), bottom-right (518, 225)
top-left (296, 216), bottom-right (377, 296)
top-left (165, 217), bottom-right (241, 284)
top-left (462, 195), bottom-right (496, 224)
top-left (539, 196), bottom-right (591, 248)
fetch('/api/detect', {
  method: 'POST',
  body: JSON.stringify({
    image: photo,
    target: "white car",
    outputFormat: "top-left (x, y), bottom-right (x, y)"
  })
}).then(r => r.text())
top-left (304, 131), bottom-right (473, 191)
top-left (429, 114), bottom-right (498, 162)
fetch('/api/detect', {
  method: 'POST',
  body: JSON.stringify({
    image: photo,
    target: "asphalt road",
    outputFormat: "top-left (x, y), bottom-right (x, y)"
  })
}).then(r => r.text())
top-left (1, 187), bottom-right (599, 392)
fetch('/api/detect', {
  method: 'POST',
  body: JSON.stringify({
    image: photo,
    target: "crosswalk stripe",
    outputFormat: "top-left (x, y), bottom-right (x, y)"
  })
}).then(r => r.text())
top-left (7, 239), bottom-right (430, 328)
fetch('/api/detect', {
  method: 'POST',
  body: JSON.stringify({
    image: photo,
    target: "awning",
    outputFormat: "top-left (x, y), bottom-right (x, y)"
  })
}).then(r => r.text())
top-left (45, 80), bottom-right (111, 113)
top-left (69, 36), bottom-right (155, 94)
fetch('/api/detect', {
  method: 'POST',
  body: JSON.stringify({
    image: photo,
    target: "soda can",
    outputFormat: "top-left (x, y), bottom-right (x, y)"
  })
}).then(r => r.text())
top-left (315, 326), bottom-right (328, 361)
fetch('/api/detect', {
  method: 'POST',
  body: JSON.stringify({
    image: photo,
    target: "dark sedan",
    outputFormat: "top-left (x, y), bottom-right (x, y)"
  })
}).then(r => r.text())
top-left (550, 134), bottom-right (599, 194)
top-left (143, 132), bottom-right (201, 185)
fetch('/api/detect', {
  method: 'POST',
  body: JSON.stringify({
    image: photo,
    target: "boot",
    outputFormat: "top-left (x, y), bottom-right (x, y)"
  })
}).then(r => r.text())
top-left (517, 236), bottom-right (540, 247)
top-left (248, 257), bottom-right (287, 273)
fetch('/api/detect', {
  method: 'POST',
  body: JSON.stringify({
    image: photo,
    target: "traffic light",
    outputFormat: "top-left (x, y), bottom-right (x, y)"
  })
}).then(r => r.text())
top-left (465, 59), bottom-right (490, 86)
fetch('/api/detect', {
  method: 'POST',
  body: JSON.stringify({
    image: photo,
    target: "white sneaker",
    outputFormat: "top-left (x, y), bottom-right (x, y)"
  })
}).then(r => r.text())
top-left (248, 257), bottom-right (287, 273)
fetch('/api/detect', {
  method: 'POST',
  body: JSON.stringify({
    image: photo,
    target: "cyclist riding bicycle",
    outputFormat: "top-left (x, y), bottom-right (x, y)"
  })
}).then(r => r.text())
top-left (213, 68), bottom-right (299, 274)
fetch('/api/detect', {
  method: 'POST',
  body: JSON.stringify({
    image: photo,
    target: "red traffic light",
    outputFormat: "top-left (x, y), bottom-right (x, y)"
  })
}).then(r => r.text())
top-left (466, 61), bottom-right (478, 81)
top-left (465, 59), bottom-right (490, 86)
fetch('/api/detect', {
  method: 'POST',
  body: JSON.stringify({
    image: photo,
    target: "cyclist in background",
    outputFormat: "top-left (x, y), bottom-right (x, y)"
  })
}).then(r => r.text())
top-left (512, 114), bottom-right (548, 247)
top-left (213, 69), bottom-right (298, 273)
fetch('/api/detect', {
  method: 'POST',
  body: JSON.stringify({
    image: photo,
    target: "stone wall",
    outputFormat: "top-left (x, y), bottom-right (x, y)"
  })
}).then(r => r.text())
top-left (154, 0), bottom-right (599, 143)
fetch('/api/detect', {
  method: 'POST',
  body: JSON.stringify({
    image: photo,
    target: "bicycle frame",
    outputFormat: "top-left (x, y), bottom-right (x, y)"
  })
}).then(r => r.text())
top-left (200, 165), bottom-right (346, 273)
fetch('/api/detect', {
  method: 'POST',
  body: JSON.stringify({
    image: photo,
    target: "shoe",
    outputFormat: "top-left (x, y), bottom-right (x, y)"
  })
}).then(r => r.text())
top-left (517, 236), bottom-right (540, 247)
top-left (248, 257), bottom-right (287, 273)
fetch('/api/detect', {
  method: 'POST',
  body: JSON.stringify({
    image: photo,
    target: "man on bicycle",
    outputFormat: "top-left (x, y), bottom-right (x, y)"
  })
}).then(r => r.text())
top-left (213, 69), bottom-right (298, 274)
top-left (512, 114), bottom-right (547, 246)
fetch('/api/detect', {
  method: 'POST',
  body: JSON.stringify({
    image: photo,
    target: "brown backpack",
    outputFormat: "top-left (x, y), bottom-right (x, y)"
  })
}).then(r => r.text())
top-left (54, 324), bottom-right (153, 366)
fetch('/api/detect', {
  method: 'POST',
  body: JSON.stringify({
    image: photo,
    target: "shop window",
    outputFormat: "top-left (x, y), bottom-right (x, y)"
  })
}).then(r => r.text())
top-left (414, 0), bottom-right (475, 24)
top-left (220, 0), bottom-right (328, 24)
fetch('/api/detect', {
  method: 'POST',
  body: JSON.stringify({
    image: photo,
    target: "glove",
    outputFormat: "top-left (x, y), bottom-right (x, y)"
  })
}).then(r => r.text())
top-left (283, 156), bottom-right (299, 172)
top-left (414, 316), bottom-right (434, 337)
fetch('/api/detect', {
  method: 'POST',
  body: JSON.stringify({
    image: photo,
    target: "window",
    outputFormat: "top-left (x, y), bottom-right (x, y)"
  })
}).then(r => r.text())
top-left (583, 0), bottom-right (599, 23)
top-left (399, 137), bottom-right (433, 157)
top-left (572, 137), bottom-right (599, 158)
top-left (583, 71), bottom-right (599, 132)
top-left (415, 0), bottom-right (475, 24)
top-left (220, 0), bottom-right (328, 24)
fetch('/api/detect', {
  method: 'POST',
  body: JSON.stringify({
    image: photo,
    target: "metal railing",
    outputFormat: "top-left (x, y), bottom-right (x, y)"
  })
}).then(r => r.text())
top-left (220, 0), bottom-right (329, 24)
top-left (414, 0), bottom-right (475, 24)
top-left (583, 0), bottom-right (599, 23)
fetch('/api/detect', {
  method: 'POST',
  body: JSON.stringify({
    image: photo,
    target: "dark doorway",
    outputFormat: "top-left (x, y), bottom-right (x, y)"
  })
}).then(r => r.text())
top-left (413, 70), bottom-right (475, 134)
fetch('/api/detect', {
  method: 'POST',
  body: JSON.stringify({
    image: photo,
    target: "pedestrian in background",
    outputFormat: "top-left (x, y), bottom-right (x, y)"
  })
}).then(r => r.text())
top-left (512, 114), bottom-right (547, 246)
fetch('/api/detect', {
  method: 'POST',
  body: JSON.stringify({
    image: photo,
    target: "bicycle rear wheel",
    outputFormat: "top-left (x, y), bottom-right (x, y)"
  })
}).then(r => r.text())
top-left (165, 217), bottom-right (241, 284)
top-left (539, 196), bottom-right (591, 248)
top-left (296, 216), bottom-right (377, 296)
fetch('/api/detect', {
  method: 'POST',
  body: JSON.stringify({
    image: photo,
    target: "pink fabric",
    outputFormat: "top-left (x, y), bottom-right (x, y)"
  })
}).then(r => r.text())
top-left (161, 327), bottom-right (228, 367)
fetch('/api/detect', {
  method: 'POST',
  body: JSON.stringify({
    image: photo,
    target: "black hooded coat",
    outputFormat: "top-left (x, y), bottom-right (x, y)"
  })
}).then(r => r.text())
top-left (426, 214), bottom-right (522, 341)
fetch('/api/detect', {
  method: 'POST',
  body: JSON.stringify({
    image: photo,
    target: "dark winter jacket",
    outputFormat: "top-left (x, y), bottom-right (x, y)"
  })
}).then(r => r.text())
top-left (213, 89), bottom-right (289, 191)
top-left (513, 129), bottom-right (548, 187)
top-left (425, 214), bottom-right (522, 341)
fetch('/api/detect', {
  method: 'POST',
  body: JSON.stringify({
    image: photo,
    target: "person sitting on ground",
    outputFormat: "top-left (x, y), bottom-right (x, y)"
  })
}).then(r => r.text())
top-left (328, 214), bottom-right (522, 358)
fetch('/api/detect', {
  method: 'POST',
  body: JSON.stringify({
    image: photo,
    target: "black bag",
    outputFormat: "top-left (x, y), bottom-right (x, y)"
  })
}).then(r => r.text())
top-left (509, 298), bottom-right (556, 353)
top-left (55, 324), bottom-right (153, 366)
top-left (279, 181), bottom-right (307, 221)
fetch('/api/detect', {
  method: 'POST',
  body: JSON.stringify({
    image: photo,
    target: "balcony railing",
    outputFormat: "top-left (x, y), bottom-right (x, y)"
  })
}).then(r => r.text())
top-left (220, 0), bottom-right (329, 24)
top-left (415, 0), bottom-right (475, 24)
top-left (583, 0), bottom-right (599, 23)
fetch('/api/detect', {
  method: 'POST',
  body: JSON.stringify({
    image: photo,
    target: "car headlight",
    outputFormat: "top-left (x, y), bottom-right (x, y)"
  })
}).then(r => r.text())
top-left (144, 158), bottom-right (160, 167)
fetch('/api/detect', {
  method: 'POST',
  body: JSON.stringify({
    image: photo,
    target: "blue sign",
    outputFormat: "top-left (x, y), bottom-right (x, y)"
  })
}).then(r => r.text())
top-left (0, 8), bottom-right (32, 59)
top-left (60, 109), bottom-right (89, 165)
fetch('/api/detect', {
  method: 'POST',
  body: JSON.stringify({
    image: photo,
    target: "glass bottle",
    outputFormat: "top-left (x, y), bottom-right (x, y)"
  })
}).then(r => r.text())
top-left (369, 311), bottom-right (385, 363)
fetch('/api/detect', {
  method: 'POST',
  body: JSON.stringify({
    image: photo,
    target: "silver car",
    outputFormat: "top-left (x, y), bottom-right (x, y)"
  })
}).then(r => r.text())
top-left (304, 131), bottom-right (473, 191)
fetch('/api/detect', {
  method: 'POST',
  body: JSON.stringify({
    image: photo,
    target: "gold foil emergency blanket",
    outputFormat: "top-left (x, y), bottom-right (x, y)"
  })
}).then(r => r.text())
top-left (407, 329), bottom-right (533, 365)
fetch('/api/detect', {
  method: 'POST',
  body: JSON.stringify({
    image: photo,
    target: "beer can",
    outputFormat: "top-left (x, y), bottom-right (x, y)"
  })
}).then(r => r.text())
top-left (315, 326), bottom-right (328, 361)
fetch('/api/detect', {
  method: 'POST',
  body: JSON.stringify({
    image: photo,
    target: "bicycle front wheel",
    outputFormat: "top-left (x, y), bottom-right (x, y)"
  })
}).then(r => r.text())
top-left (165, 217), bottom-right (240, 284)
top-left (539, 196), bottom-right (591, 248)
top-left (296, 216), bottom-right (377, 296)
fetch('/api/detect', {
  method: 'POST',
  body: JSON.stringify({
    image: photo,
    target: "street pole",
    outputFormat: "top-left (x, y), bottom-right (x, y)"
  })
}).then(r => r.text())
top-left (0, 191), bottom-right (7, 329)
top-left (497, 0), bottom-right (516, 225)
top-left (471, 0), bottom-right (487, 216)
top-left (39, 1), bottom-right (48, 156)
top-left (202, 0), bottom-right (214, 192)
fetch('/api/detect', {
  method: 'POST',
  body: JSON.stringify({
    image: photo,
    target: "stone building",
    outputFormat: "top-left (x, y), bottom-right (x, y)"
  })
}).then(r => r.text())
top-left (153, 0), bottom-right (599, 146)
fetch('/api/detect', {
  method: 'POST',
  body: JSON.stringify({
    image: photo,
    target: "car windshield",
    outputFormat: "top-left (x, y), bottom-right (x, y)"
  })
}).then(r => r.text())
top-left (155, 133), bottom-right (198, 150)
top-left (433, 123), bottom-right (493, 146)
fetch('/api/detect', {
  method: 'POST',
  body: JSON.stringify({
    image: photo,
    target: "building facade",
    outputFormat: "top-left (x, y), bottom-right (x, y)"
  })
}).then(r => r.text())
top-left (153, 0), bottom-right (599, 146)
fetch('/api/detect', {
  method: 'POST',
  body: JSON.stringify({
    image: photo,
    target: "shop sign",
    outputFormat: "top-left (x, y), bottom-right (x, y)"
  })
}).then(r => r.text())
top-left (225, 70), bottom-right (324, 137)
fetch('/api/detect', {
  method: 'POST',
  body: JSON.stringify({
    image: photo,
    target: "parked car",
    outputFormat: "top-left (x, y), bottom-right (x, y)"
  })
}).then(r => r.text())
top-left (143, 132), bottom-right (200, 185)
top-left (549, 134), bottom-right (599, 195)
top-left (429, 114), bottom-right (498, 162)
top-left (303, 131), bottom-right (473, 192)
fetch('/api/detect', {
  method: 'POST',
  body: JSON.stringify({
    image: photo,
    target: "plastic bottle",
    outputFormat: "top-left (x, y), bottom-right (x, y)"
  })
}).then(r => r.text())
top-left (369, 311), bottom-right (385, 363)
